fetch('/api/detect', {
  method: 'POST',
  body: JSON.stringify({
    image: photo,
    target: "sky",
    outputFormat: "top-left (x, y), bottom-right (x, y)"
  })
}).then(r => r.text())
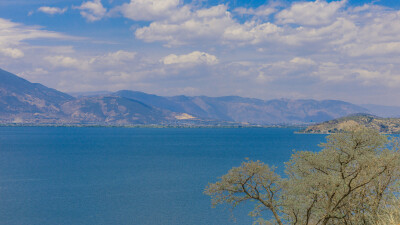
top-left (1, 0), bottom-right (400, 106)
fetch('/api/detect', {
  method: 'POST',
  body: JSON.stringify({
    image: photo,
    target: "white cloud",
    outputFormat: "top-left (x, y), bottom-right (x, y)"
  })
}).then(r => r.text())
top-left (0, 18), bottom-right (73, 46)
top-left (0, 18), bottom-right (75, 59)
top-left (0, 48), bottom-right (24, 58)
top-left (116, 2), bottom-right (281, 46)
top-left (45, 50), bottom-right (137, 70)
top-left (344, 42), bottom-right (400, 57)
top-left (163, 51), bottom-right (218, 65)
top-left (17, 68), bottom-right (49, 81)
top-left (91, 50), bottom-right (137, 67)
top-left (45, 55), bottom-right (89, 70)
top-left (126, 0), bottom-right (355, 48)
top-left (132, 1), bottom-right (348, 47)
top-left (195, 4), bottom-right (228, 18)
top-left (234, 5), bottom-right (276, 17)
top-left (335, 10), bottom-right (400, 57)
top-left (38, 6), bottom-right (68, 15)
top-left (276, 0), bottom-right (347, 26)
top-left (75, 0), bottom-right (106, 22)
top-left (222, 21), bottom-right (281, 44)
top-left (290, 57), bottom-right (316, 65)
top-left (117, 0), bottom-right (182, 21)
top-left (28, 68), bottom-right (49, 75)
top-left (99, 50), bottom-right (135, 62)
top-left (6, 1), bottom-right (400, 106)
top-left (310, 62), bottom-right (400, 88)
top-left (135, 5), bottom-right (232, 45)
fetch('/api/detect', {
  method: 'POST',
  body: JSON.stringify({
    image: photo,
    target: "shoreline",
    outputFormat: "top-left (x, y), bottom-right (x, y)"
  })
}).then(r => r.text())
top-left (0, 123), bottom-right (308, 129)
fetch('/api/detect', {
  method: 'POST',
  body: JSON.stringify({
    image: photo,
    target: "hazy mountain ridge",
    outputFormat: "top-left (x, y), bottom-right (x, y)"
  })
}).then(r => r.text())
top-left (0, 68), bottom-right (377, 125)
top-left (60, 96), bottom-right (173, 124)
top-left (0, 68), bottom-right (74, 123)
top-left (115, 91), bottom-right (369, 124)
top-left (0, 69), bottom-right (174, 124)
top-left (361, 104), bottom-right (400, 118)
top-left (301, 113), bottom-right (400, 134)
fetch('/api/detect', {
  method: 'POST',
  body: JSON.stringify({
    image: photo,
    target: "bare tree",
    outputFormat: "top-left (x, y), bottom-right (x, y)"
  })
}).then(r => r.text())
top-left (204, 127), bottom-right (400, 225)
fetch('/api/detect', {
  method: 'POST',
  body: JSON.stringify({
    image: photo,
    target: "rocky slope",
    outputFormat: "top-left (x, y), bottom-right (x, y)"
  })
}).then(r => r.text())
top-left (0, 68), bottom-right (374, 125)
top-left (0, 69), bottom-right (177, 124)
top-left (60, 96), bottom-right (174, 125)
top-left (0, 68), bottom-right (74, 123)
top-left (114, 91), bottom-right (369, 125)
top-left (301, 114), bottom-right (400, 134)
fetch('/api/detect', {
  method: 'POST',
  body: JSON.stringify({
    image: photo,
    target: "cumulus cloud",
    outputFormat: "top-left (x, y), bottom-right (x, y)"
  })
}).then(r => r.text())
top-left (93, 50), bottom-right (136, 66)
top-left (125, 0), bottom-right (353, 47)
top-left (131, 1), bottom-right (347, 47)
top-left (234, 5), bottom-right (276, 17)
top-left (116, 0), bottom-right (182, 21)
top-left (136, 16), bottom-right (281, 47)
top-left (45, 50), bottom-right (137, 70)
top-left (80, 0), bottom-right (400, 61)
top-left (75, 0), bottom-right (106, 22)
top-left (0, 48), bottom-right (24, 58)
top-left (17, 68), bottom-right (49, 82)
top-left (38, 6), bottom-right (68, 15)
top-left (290, 57), bottom-right (316, 65)
top-left (222, 21), bottom-right (281, 44)
top-left (24, 49), bottom-right (220, 93)
top-left (162, 51), bottom-right (218, 65)
top-left (135, 5), bottom-right (245, 46)
top-left (344, 42), bottom-right (400, 57)
top-left (45, 55), bottom-right (89, 70)
top-left (5, 1), bottom-right (400, 105)
top-left (276, 0), bottom-right (347, 26)
top-left (130, 3), bottom-right (287, 46)
top-left (35, 50), bottom-right (164, 92)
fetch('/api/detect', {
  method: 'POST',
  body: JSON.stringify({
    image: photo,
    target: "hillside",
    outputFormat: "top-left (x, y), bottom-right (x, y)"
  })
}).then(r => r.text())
top-left (114, 90), bottom-right (369, 125)
top-left (60, 96), bottom-right (173, 124)
top-left (0, 69), bottom-right (179, 124)
top-left (301, 114), bottom-right (400, 133)
top-left (0, 68), bottom-right (378, 126)
top-left (0, 68), bottom-right (74, 123)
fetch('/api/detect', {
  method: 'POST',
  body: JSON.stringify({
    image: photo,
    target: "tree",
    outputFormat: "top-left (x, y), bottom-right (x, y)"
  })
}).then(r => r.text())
top-left (204, 127), bottom-right (400, 224)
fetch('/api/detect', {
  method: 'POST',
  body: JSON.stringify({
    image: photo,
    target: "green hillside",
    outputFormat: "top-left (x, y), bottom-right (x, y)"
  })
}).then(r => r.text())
top-left (301, 113), bottom-right (400, 134)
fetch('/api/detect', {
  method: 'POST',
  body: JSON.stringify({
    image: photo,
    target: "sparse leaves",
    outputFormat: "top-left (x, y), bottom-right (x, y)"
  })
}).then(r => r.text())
top-left (205, 127), bottom-right (400, 224)
top-left (204, 160), bottom-right (284, 225)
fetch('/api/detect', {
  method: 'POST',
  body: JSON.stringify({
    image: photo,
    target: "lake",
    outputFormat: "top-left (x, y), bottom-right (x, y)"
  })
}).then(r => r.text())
top-left (0, 127), bottom-right (326, 225)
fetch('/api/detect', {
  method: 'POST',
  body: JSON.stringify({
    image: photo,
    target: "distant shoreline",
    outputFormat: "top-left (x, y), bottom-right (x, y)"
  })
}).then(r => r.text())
top-left (0, 123), bottom-right (308, 129)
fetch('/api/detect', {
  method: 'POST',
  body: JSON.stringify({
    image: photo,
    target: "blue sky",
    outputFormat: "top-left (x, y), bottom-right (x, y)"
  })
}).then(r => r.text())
top-left (0, 0), bottom-right (400, 106)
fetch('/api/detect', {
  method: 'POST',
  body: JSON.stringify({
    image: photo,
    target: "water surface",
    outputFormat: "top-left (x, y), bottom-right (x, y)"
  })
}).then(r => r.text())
top-left (0, 127), bottom-right (326, 225)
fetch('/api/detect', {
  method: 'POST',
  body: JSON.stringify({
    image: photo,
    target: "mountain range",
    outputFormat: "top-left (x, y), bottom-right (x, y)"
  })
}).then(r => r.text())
top-left (0, 68), bottom-right (392, 126)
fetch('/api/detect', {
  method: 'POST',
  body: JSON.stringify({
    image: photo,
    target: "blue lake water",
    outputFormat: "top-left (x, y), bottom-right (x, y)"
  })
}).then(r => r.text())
top-left (0, 127), bottom-right (326, 225)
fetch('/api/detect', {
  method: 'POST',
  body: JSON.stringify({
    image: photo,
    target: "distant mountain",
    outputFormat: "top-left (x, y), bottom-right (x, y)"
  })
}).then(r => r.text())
top-left (0, 68), bottom-right (376, 125)
top-left (0, 68), bottom-right (74, 122)
top-left (0, 69), bottom-right (176, 124)
top-left (60, 96), bottom-right (173, 124)
top-left (114, 90), bottom-right (186, 113)
top-left (360, 104), bottom-right (400, 118)
top-left (68, 91), bottom-right (112, 98)
top-left (115, 90), bottom-right (369, 124)
top-left (301, 113), bottom-right (400, 134)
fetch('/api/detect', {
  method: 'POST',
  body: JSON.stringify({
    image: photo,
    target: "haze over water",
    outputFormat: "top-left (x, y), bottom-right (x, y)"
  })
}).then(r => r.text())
top-left (0, 127), bottom-right (325, 225)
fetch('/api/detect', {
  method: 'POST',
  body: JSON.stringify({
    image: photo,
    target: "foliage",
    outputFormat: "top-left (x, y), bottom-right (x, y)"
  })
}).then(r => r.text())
top-left (302, 113), bottom-right (400, 134)
top-left (373, 198), bottom-right (400, 225)
top-left (204, 127), bottom-right (400, 225)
